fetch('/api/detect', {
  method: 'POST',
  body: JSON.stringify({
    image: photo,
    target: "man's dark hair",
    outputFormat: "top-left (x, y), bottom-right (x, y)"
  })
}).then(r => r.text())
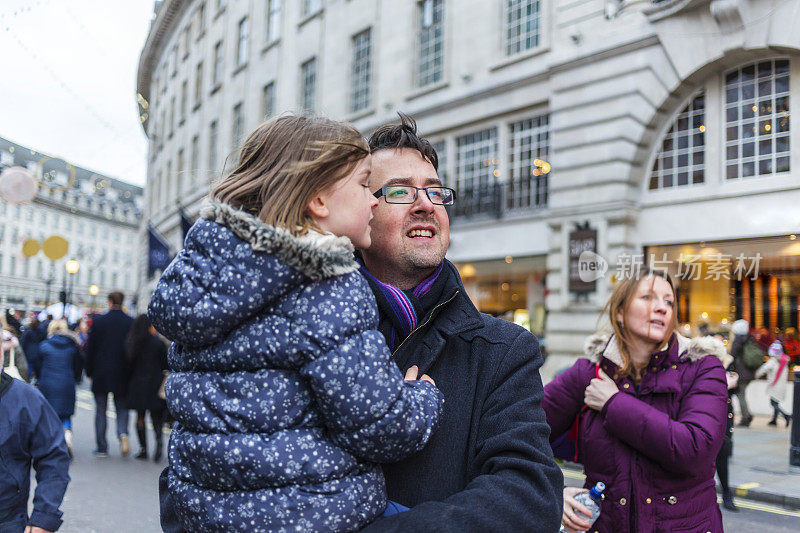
top-left (368, 112), bottom-right (439, 171)
top-left (107, 291), bottom-right (125, 306)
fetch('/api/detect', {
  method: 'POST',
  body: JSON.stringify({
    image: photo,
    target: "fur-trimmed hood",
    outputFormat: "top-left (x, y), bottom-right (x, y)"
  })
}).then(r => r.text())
top-left (200, 199), bottom-right (358, 281)
top-left (149, 200), bottom-right (364, 348)
top-left (584, 332), bottom-right (727, 367)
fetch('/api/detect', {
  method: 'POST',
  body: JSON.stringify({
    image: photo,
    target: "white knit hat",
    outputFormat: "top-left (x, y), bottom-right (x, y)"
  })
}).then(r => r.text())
top-left (768, 341), bottom-right (784, 357)
top-left (731, 319), bottom-right (749, 336)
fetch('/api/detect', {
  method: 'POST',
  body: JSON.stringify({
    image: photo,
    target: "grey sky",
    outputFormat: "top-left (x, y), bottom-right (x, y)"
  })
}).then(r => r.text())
top-left (0, 0), bottom-right (156, 187)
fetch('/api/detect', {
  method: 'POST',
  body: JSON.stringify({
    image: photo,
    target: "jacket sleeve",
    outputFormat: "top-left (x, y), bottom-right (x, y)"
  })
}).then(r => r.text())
top-left (542, 359), bottom-right (592, 440)
top-left (85, 321), bottom-right (98, 379)
top-left (365, 330), bottom-right (563, 532)
top-left (601, 356), bottom-right (727, 476)
top-left (294, 277), bottom-right (443, 463)
top-left (754, 358), bottom-right (774, 379)
top-left (27, 391), bottom-right (71, 531)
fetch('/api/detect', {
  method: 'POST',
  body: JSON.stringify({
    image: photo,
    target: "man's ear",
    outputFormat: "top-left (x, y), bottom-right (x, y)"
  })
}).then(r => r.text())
top-left (307, 195), bottom-right (329, 219)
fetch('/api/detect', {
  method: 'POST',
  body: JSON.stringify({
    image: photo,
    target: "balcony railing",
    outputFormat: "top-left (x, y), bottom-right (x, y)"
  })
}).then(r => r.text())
top-left (452, 174), bottom-right (548, 221)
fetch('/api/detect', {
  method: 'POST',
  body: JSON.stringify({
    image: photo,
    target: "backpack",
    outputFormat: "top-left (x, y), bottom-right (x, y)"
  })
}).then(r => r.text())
top-left (742, 339), bottom-right (766, 370)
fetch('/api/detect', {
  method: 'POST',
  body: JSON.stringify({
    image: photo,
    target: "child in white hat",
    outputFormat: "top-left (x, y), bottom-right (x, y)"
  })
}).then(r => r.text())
top-left (755, 341), bottom-right (792, 426)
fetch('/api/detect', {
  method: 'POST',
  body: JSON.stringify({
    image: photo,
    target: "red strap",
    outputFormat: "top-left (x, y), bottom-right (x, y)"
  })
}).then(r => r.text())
top-left (568, 364), bottom-right (601, 461)
top-left (772, 355), bottom-right (789, 387)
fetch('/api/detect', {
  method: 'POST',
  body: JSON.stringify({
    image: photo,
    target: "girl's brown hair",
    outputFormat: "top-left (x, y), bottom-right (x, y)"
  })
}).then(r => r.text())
top-left (211, 114), bottom-right (369, 234)
top-left (602, 266), bottom-right (678, 378)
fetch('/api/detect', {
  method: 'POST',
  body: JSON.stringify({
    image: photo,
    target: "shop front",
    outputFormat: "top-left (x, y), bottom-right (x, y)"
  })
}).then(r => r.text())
top-left (645, 234), bottom-right (800, 346)
top-left (454, 255), bottom-right (547, 337)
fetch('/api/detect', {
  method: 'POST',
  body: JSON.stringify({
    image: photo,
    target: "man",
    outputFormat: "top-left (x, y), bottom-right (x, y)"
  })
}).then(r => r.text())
top-left (730, 319), bottom-right (756, 427)
top-left (0, 344), bottom-right (70, 532)
top-left (85, 291), bottom-right (134, 457)
top-left (359, 114), bottom-right (562, 531)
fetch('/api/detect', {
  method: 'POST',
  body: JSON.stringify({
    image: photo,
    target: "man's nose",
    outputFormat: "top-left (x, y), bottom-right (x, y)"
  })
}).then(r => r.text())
top-left (412, 188), bottom-right (436, 212)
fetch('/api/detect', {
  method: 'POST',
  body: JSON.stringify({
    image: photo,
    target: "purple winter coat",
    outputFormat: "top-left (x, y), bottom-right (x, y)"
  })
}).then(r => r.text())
top-left (543, 333), bottom-right (728, 533)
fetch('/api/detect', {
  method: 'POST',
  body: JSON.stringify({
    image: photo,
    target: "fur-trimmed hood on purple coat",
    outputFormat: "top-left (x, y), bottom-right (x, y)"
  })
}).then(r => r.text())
top-left (543, 333), bottom-right (728, 533)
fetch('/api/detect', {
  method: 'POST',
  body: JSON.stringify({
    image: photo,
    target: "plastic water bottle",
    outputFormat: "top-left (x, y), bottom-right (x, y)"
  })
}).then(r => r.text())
top-left (559, 482), bottom-right (605, 533)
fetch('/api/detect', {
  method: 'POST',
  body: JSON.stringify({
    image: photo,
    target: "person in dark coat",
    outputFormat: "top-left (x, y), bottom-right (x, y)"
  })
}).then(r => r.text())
top-left (543, 267), bottom-right (728, 533)
top-left (358, 115), bottom-right (563, 532)
top-left (0, 361), bottom-right (70, 532)
top-left (20, 315), bottom-right (46, 380)
top-left (85, 291), bottom-right (134, 457)
top-left (35, 320), bottom-right (83, 459)
top-left (125, 314), bottom-right (168, 461)
top-left (715, 345), bottom-right (739, 511)
top-left (730, 319), bottom-right (755, 427)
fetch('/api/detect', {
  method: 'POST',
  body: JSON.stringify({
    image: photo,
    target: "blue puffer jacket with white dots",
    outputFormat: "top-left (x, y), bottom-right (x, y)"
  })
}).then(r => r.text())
top-left (148, 200), bottom-right (443, 533)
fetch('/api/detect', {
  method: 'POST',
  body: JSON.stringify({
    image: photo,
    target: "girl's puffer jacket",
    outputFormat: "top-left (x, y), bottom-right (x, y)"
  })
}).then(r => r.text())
top-left (149, 200), bottom-right (443, 532)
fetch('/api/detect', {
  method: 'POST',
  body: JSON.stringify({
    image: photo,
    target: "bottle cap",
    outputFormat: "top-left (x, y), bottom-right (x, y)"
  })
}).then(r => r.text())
top-left (589, 482), bottom-right (606, 499)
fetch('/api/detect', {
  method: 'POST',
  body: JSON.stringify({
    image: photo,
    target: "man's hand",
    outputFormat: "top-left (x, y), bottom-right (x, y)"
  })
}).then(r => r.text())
top-left (584, 369), bottom-right (618, 411)
top-left (404, 364), bottom-right (436, 387)
top-left (25, 526), bottom-right (52, 533)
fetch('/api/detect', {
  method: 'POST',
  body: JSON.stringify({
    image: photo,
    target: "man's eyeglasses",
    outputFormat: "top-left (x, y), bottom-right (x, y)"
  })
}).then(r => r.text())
top-left (373, 185), bottom-right (456, 206)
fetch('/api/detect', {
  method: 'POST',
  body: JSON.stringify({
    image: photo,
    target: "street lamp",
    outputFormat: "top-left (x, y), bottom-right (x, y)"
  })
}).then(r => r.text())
top-left (89, 284), bottom-right (99, 313)
top-left (63, 260), bottom-right (79, 320)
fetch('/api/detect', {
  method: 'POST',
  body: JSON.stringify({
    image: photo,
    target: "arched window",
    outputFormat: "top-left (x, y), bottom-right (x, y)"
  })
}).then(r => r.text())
top-left (724, 59), bottom-right (790, 179)
top-left (649, 57), bottom-right (791, 191)
top-left (649, 91), bottom-right (705, 190)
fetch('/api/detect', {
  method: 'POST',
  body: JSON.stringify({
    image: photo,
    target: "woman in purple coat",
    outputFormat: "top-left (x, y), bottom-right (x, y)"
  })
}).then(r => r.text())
top-left (544, 267), bottom-right (728, 533)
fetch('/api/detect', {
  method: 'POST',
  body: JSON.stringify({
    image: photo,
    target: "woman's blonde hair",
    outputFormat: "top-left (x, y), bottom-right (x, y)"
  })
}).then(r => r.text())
top-left (47, 319), bottom-right (69, 336)
top-left (602, 266), bottom-right (678, 378)
top-left (211, 114), bottom-right (370, 234)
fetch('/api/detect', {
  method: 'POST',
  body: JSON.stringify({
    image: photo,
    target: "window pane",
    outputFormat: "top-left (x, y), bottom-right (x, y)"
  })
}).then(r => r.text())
top-left (649, 91), bottom-right (705, 191)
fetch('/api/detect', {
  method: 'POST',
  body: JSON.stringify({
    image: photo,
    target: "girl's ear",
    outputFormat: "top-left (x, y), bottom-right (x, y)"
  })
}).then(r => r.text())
top-left (307, 195), bottom-right (329, 219)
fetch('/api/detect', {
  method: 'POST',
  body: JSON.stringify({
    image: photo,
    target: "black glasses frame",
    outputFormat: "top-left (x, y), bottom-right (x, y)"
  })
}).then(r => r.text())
top-left (373, 185), bottom-right (456, 205)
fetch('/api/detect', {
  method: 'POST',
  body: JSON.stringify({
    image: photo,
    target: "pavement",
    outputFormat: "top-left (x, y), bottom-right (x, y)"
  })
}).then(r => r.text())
top-left (560, 414), bottom-right (800, 511)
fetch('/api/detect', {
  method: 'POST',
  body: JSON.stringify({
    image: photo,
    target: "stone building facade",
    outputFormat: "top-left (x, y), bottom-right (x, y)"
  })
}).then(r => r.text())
top-left (138, 0), bottom-right (800, 375)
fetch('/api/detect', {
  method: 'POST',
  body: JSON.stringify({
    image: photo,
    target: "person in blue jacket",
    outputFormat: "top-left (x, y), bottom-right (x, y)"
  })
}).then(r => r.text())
top-left (358, 114), bottom-right (563, 531)
top-left (0, 362), bottom-right (70, 532)
top-left (34, 320), bottom-right (83, 458)
top-left (149, 114), bottom-right (443, 532)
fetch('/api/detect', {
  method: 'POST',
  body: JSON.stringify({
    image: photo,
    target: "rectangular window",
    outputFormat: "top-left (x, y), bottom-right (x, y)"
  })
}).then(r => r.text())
top-left (455, 128), bottom-right (499, 218)
top-left (166, 160), bottom-right (173, 202)
top-left (177, 148), bottom-right (185, 195)
top-left (237, 17), bottom-right (249, 67)
top-left (724, 59), bottom-right (790, 179)
top-left (301, 57), bottom-right (317, 111)
top-left (508, 115), bottom-right (549, 209)
top-left (196, 3), bottom-right (206, 37)
top-left (182, 26), bottom-right (191, 59)
top-left (180, 80), bottom-right (188, 121)
top-left (170, 46), bottom-right (178, 77)
top-left (350, 29), bottom-right (372, 113)
top-left (431, 140), bottom-right (447, 185)
top-left (266, 0), bottom-right (281, 42)
top-left (232, 102), bottom-right (244, 150)
top-left (169, 96), bottom-right (176, 136)
top-left (262, 82), bottom-right (275, 118)
top-left (195, 61), bottom-right (204, 106)
top-left (505, 0), bottom-right (540, 56)
top-left (304, 0), bottom-right (321, 16)
top-left (213, 41), bottom-right (224, 87)
top-left (209, 120), bottom-right (218, 170)
top-left (191, 135), bottom-right (200, 172)
top-left (416, 0), bottom-right (444, 87)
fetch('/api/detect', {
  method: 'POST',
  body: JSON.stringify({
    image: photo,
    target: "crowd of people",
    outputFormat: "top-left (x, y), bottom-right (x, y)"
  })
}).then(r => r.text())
top-left (0, 112), bottom-right (795, 532)
top-left (1, 293), bottom-right (170, 532)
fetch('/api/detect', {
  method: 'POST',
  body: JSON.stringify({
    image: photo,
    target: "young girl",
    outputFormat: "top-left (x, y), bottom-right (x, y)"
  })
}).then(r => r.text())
top-left (756, 341), bottom-right (792, 427)
top-left (149, 115), bottom-right (443, 532)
